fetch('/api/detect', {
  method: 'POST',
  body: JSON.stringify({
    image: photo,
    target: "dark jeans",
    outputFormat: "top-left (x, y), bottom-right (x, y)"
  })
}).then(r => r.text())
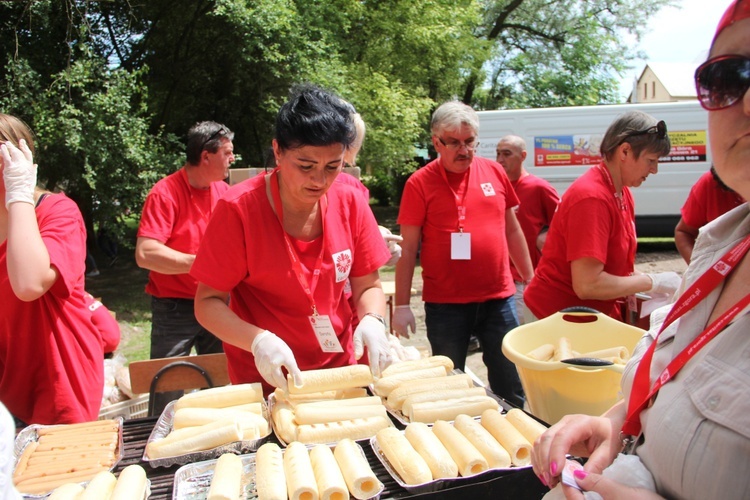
top-left (425, 297), bottom-right (525, 408)
top-left (150, 297), bottom-right (224, 414)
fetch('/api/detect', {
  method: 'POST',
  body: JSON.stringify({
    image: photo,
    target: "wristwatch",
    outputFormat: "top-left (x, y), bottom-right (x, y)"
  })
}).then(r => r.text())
top-left (364, 312), bottom-right (386, 326)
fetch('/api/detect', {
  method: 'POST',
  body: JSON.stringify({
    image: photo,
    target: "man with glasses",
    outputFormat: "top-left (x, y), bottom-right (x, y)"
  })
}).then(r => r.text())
top-left (136, 121), bottom-right (235, 372)
top-left (393, 101), bottom-right (533, 408)
top-left (496, 135), bottom-right (560, 324)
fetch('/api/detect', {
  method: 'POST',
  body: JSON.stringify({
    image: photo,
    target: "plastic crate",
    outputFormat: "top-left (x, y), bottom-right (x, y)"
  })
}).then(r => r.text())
top-left (98, 394), bottom-right (149, 420)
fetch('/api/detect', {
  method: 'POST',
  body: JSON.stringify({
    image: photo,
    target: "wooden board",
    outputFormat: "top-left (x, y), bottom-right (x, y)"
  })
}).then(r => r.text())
top-left (128, 353), bottom-right (230, 394)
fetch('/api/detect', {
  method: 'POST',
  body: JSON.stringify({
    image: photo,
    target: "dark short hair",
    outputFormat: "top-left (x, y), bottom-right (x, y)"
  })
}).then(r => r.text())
top-left (598, 111), bottom-right (671, 160)
top-left (275, 83), bottom-right (356, 151)
top-left (185, 121), bottom-right (234, 165)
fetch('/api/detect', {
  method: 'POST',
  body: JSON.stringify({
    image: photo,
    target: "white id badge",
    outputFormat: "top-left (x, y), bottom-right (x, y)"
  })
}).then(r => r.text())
top-left (308, 314), bottom-right (344, 353)
top-left (451, 232), bottom-right (471, 260)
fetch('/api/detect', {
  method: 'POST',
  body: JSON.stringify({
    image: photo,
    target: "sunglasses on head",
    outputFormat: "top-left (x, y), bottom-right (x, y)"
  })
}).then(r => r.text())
top-left (201, 127), bottom-right (227, 151)
top-left (695, 55), bottom-right (750, 111)
top-left (625, 120), bottom-right (667, 140)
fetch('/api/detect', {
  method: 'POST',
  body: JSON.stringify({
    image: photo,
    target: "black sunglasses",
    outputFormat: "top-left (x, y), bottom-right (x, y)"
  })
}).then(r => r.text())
top-left (695, 55), bottom-right (750, 111)
top-left (625, 120), bottom-right (667, 140)
top-left (200, 127), bottom-right (226, 151)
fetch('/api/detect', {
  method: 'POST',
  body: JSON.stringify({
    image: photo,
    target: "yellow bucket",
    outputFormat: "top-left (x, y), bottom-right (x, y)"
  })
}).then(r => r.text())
top-left (502, 307), bottom-right (645, 425)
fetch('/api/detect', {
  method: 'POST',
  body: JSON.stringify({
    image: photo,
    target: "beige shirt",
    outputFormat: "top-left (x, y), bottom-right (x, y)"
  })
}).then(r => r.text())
top-left (621, 204), bottom-right (750, 499)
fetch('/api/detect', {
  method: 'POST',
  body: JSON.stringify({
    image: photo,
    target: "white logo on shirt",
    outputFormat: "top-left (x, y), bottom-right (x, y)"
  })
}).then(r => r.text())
top-left (481, 183), bottom-right (496, 196)
top-left (332, 249), bottom-right (352, 283)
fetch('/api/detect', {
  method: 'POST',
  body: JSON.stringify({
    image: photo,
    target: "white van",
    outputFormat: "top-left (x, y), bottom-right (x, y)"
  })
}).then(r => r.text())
top-left (476, 101), bottom-right (710, 237)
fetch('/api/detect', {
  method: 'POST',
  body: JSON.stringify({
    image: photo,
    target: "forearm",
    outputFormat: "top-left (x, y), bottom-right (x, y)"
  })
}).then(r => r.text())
top-left (351, 273), bottom-right (386, 318)
top-left (508, 231), bottom-right (534, 282)
top-left (674, 231), bottom-right (695, 264)
top-left (6, 202), bottom-right (57, 300)
top-left (576, 272), bottom-right (653, 300)
top-left (394, 252), bottom-right (416, 306)
top-left (194, 284), bottom-right (261, 352)
top-left (135, 237), bottom-right (195, 275)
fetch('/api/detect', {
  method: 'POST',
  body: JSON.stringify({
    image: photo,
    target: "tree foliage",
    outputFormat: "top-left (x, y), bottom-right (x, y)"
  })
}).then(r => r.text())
top-left (0, 0), bottom-right (674, 224)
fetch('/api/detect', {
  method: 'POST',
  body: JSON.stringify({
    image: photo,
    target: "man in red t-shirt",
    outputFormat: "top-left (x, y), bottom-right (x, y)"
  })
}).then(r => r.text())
top-left (136, 122), bottom-right (235, 362)
top-left (675, 166), bottom-right (745, 263)
top-left (394, 101), bottom-right (533, 407)
top-left (496, 135), bottom-right (559, 324)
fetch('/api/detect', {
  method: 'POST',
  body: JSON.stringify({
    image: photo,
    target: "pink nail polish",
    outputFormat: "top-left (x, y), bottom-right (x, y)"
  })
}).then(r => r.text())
top-left (550, 461), bottom-right (558, 475)
top-left (538, 474), bottom-right (548, 487)
top-left (574, 469), bottom-right (588, 480)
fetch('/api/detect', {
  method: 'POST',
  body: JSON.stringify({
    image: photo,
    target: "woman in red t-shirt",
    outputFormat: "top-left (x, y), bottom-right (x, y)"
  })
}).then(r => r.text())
top-left (0, 114), bottom-right (104, 425)
top-left (524, 111), bottom-right (678, 321)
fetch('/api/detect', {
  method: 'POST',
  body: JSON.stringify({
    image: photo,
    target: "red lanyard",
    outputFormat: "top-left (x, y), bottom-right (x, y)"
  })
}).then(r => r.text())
top-left (622, 233), bottom-right (750, 436)
top-left (597, 164), bottom-right (637, 266)
top-left (269, 169), bottom-right (327, 315)
top-left (439, 162), bottom-right (470, 232)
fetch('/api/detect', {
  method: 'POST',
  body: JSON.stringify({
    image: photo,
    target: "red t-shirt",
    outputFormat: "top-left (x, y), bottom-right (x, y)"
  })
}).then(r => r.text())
top-left (84, 293), bottom-right (120, 353)
top-left (681, 170), bottom-right (745, 228)
top-left (137, 168), bottom-right (229, 298)
top-left (0, 194), bottom-right (104, 424)
top-left (524, 164), bottom-right (637, 319)
top-left (190, 173), bottom-right (390, 392)
top-left (397, 156), bottom-right (519, 303)
top-left (510, 174), bottom-right (560, 281)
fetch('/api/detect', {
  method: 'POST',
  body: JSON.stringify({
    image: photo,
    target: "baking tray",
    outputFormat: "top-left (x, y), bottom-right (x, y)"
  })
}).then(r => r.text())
top-left (268, 393), bottom-right (395, 447)
top-left (143, 400), bottom-right (272, 468)
top-left (172, 442), bottom-right (383, 499)
top-left (13, 417), bottom-right (125, 498)
top-left (369, 429), bottom-right (531, 495)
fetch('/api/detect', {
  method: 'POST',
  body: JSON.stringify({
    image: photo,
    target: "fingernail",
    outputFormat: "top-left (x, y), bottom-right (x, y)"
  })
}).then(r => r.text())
top-left (550, 461), bottom-right (558, 475)
top-left (574, 469), bottom-right (587, 480)
top-left (537, 474), bottom-right (548, 486)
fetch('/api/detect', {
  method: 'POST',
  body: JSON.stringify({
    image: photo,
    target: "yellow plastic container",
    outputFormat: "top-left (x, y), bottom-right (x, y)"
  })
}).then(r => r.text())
top-left (502, 308), bottom-right (645, 425)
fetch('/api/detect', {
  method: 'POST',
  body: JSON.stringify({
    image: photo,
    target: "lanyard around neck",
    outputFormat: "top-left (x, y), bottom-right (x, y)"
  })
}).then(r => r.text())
top-left (439, 162), bottom-right (470, 232)
top-left (269, 169), bottom-right (327, 315)
top-left (622, 233), bottom-right (750, 436)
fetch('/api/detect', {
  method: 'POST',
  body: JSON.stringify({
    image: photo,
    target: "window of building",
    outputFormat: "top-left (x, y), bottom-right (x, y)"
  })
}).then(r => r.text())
top-left (652, 82), bottom-right (656, 98)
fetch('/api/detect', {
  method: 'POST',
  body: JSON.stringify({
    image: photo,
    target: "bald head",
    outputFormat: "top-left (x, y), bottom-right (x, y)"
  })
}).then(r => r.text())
top-left (496, 135), bottom-right (527, 181)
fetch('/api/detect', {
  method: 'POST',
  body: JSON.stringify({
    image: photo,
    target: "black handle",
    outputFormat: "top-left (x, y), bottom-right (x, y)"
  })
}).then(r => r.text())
top-left (560, 306), bottom-right (601, 314)
top-left (561, 357), bottom-right (614, 367)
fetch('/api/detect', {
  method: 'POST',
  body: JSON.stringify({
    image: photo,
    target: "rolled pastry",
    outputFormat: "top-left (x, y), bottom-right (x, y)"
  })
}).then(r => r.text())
top-left (274, 387), bottom-right (368, 405)
top-left (271, 400), bottom-right (297, 444)
top-left (218, 402), bottom-right (263, 415)
top-left (145, 420), bottom-right (242, 459)
top-left (288, 365), bottom-right (373, 395)
top-left (173, 407), bottom-right (268, 434)
top-left (333, 438), bottom-right (382, 500)
top-left (401, 387), bottom-right (488, 414)
top-left (431, 420), bottom-right (488, 477)
top-left (480, 409), bottom-right (532, 466)
top-left (295, 416), bottom-right (391, 444)
top-left (386, 374), bottom-right (473, 411)
top-left (309, 445), bottom-right (348, 500)
top-left (48, 483), bottom-right (85, 500)
top-left (373, 366), bottom-right (448, 397)
top-left (380, 355), bottom-right (454, 378)
top-left (504, 408), bottom-right (548, 445)
top-left (581, 346), bottom-right (630, 364)
top-left (255, 443), bottom-right (286, 500)
top-left (453, 414), bottom-right (511, 469)
top-left (300, 396), bottom-right (382, 408)
top-left (553, 337), bottom-right (573, 361)
top-left (294, 403), bottom-right (388, 425)
top-left (404, 422), bottom-right (458, 479)
top-left (406, 395), bottom-right (499, 423)
top-left (207, 453), bottom-right (243, 500)
top-left (79, 470), bottom-right (117, 500)
top-left (110, 464), bottom-right (148, 500)
top-left (174, 383), bottom-right (263, 411)
top-left (526, 343), bottom-right (555, 361)
top-left (284, 441), bottom-right (319, 500)
top-left (375, 427), bottom-right (432, 485)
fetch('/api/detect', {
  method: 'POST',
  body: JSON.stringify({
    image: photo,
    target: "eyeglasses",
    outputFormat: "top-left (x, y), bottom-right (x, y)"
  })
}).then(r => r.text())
top-left (201, 127), bottom-right (227, 151)
top-left (695, 55), bottom-right (750, 111)
top-left (625, 120), bottom-right (667, 140)
top-left (437, 136), bottom-right (479, 151)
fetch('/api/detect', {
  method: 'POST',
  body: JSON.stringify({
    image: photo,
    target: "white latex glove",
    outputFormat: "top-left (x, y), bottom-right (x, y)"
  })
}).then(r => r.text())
top-left (1, 139), bottom-right (37, 208)
top-left (353, 314), bottom-right (392, 377)
top-left (392, 305), bottom-right (416, 338)
top-left (251, 330), bottom-right (302, 392)
top-left (378, 225), bottom-right (403, 266)
top-left (646, 271), bottom-right (681, 296)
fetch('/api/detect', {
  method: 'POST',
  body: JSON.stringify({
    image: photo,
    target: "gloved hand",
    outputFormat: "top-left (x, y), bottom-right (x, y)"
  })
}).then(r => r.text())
top-left (646, 271), bottom-right (681, 296)
top-left (392, 305), bottom-right (416, 338)
top-left (378, 225), bottom-right (403, 266)
top-left (1, 139), bottom-right (37, 208)
top-left (353, 314), bottom-right (392, 377)
top-left (251, 330), bottom-right (302, 392)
